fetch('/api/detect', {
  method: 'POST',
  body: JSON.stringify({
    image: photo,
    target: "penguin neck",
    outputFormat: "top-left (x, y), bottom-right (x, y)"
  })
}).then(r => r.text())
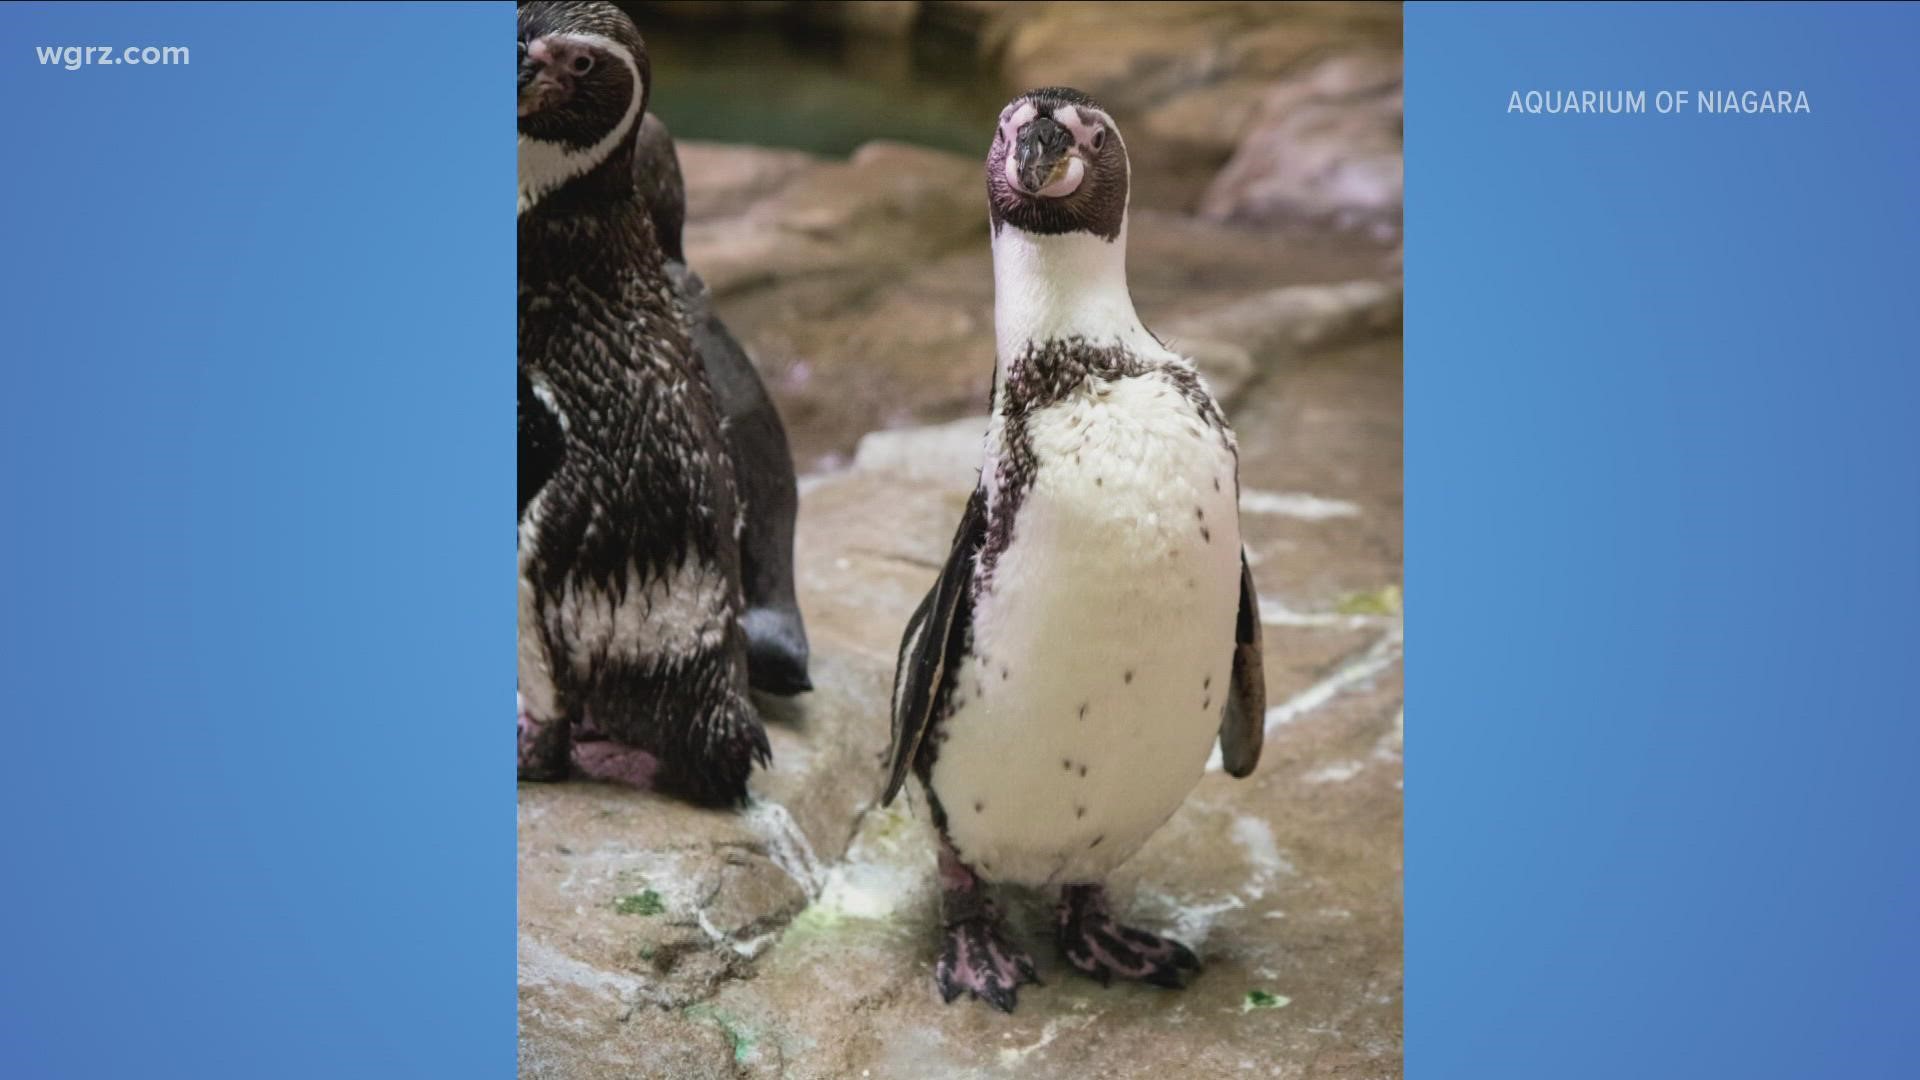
top-left (522, 145), bottom-right (639, 221)
top-left (991, 218), bottom-right (1150, 400)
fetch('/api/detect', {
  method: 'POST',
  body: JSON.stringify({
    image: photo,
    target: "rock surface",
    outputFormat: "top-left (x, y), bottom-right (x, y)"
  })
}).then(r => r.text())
top-left (1198, 52), bottom-right (1404, 236)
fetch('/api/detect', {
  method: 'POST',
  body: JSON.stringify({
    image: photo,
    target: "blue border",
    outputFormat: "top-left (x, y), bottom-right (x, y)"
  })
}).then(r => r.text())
top-left (1409, 4), bottom-right (1920, 1077)
top-left (1, 5), bottom-right (513, 1076)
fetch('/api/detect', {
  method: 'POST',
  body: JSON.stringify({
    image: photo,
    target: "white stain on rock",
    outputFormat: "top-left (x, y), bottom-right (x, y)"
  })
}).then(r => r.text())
top-left (518, 936), bottom-right (644, 1000)
top-left (1238, 489), bottom-right (1361, 520)
top-left (1231, 816), bottom-right (1297, 898)
top-left (1303, 760), bottom-right (1365, 784)
top-left (1258, 597), bottom-right (1390, 631)
top-left (997, 1016), bottom-right (1096, 1069)
top-left (746, 799), bottom-right (826, 899)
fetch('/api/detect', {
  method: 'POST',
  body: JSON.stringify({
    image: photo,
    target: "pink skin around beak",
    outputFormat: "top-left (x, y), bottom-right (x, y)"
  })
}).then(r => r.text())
top-left (1004, 153), bottom-right (1086, 199)
top-left (519, 36), bottom-right (595, 118)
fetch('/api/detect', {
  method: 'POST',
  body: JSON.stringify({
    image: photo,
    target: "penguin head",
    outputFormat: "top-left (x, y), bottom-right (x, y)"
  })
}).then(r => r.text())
top-left (518, 2), bottom-right (649, 143)
top-left (987, 87), bottom-right (1129, 242)
top-left (517, 2), bottom-right (650, 210)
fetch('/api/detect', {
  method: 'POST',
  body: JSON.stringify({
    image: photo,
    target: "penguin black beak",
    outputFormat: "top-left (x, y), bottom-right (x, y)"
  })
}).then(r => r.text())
top-left (1012, 116), bottom-right (1078, 197)
top-left (518, 37), bottom-right (584, 118)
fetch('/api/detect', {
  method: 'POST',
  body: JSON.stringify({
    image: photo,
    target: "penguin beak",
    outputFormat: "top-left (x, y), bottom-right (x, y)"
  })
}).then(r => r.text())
top-left (518, 37), bottom-right (576, 118)
top-left (1010, 116), bottom-right (1085, 198)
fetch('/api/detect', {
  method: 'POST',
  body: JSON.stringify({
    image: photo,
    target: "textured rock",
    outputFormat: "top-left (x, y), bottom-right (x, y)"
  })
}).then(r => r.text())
top-left (1199, 52), bottom-right (1404, 234)
top-left (984, 4), bottom-right (1392, 112)
top-left (676, 140), bottom-right (820, 224)
top-left (683, 140), bottom-right (983, 296)
top-left (851, 414), bottom-right (988, 491)
top-left (516, 648), bottom-right (891, 1077)
top-left (1160, 279), bottom-right (1404, 401)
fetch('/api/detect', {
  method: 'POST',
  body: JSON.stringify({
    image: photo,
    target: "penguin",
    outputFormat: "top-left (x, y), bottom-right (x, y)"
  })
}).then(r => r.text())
top-left (883, 87), bottom-right (1267, 1012)
top-left (633, 113), bottom-right (814, 696)
top-left (517, 0), bottom-right (769, 807)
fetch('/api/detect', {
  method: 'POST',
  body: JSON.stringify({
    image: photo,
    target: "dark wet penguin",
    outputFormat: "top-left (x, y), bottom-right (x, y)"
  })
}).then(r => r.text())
top-left (517, 0), bottom-right (768, 806)
top-left (633, 113), bottom-right (813, 696)
top-left (883, 88), bottom-right (1268, 1011)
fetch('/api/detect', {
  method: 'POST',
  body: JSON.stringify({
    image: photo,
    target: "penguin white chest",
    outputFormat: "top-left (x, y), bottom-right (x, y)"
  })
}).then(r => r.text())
top-left (931, 374), bottom-right (1241, 886)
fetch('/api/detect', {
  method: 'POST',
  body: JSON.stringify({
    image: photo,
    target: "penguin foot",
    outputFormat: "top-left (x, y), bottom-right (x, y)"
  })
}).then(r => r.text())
top-left (569, 739), bottom-right (661, 790)
top-left (517, 709), bottom-right (571, 782)
top-left (936, 912), bottom-right (1041, 1013)
top-left (1056, 884), bottom-right (1201, 990)
top-left (663, 711), bottom-right (771, 808)
top-left (743, 607), bottom-right (812, 696)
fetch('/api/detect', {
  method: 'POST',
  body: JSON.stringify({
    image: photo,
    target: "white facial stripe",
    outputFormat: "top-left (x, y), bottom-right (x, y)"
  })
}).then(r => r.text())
top-left (516, 32), bottom-right (645, 215)
top-left (999, 100), bottom-right (1038, 143)
top-left (1053, 104), bottom-right (1109, 149)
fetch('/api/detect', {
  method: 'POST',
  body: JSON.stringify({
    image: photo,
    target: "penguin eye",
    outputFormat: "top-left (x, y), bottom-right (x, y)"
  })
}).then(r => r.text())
top-left (1092, 128), bottom-right (1106, 150)
top-left (570, 53), bottom-right (594, 75)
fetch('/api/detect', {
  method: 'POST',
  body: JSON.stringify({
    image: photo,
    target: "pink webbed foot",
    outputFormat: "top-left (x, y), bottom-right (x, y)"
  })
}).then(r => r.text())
top-left (933, 837), bottom-right (1039, 1012)
top-left (937, 911), bottom-right (1041, 1013)
top-left (1056, 884), bottom-right (1200, 989)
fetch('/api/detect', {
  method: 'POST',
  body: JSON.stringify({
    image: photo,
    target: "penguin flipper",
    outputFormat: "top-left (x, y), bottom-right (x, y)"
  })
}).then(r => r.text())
top-left (685, 274), bottom-right (812, 696)
top-left (882, 487), bottom-right (987, 806)
top-left (518, 369), bottom-right (565, 521)
top-left (1218, 551), bottom-right (1266, 779)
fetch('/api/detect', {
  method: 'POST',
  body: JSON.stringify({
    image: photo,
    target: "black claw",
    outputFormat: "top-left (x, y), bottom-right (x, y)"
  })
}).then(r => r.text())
top-left (1173, 941), bottom-right (1202, 970)
top-left (1143, 966), bottom-right (1186, 990)
top-left (743, 714), bottom-right (773, 768)
top-left (666, 710), bottom-right (773, 806)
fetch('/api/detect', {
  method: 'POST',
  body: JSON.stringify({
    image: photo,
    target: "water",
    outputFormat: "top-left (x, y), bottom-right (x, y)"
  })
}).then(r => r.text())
top-left (639, 21), bottom-right (1007, 159)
